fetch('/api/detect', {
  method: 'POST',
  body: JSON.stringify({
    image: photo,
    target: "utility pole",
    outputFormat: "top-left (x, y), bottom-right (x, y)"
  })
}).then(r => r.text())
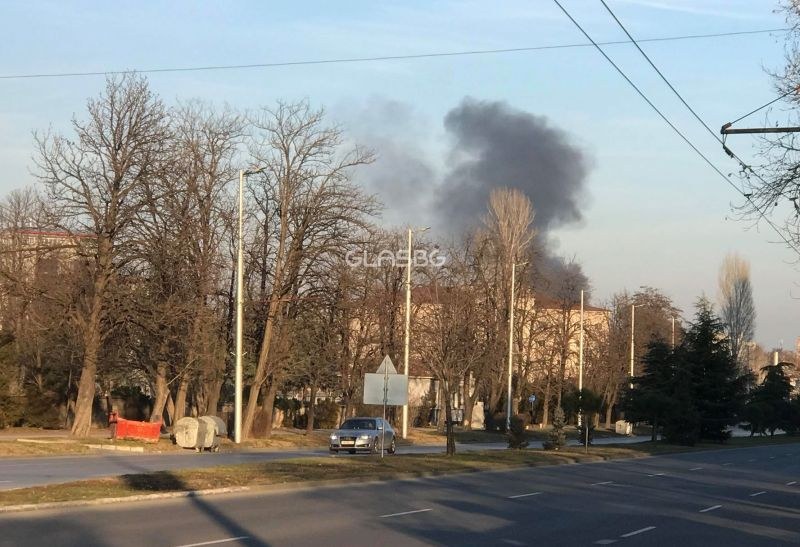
top-left (402, 226), bottom-right (428, 440)
top-left (235, 167), bottom-right (265, 444)
top-left (578, 289), bottom-right (584, 427)
top-left (671, 316), bottom-right (675, 349)
top-left (506, 261), bottom-right (526, 432)
top-left (235, 170), bottom-right (245, 444)
top-left (629, 303), bottom-right (636, 389)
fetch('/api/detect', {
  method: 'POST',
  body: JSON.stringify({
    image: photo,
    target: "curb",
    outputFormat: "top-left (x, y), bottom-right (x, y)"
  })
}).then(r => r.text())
top-left (0, 486), bottom-right (250, 514)
top-left (85, 444), bottom-right (145, 453)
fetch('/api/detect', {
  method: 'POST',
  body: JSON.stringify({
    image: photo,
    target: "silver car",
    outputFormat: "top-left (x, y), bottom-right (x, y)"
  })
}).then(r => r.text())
top-left (329, 417), bottom-right (396, 455)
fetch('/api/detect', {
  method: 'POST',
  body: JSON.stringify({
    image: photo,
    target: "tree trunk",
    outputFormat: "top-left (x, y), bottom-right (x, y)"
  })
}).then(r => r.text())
top-left (541, 372), bottom-right (552, 427)
top-left (605, 387), bottom-right (618, 429)
top-left (461, 372), bottom-right (474, 430)
top-left (444, 387), bottom-right (455, 456)
top-left (263, 380), bottom-right (279, 437)
top-left (306, 383), bottom-right (317, 433)
top-left (173, 375), bottom-right (190, 422)
top-left (150, 361), bottom-right (169, 423)
top-left (242, 308), bottom-right (280, 438)
top-left (204, 374), bottom-right (223, 417)
top-left (70, 287), bottom-right (106, 437)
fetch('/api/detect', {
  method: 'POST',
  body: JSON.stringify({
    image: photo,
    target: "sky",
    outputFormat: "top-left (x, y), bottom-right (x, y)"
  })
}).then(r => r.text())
top-left (1, 0), bottom-right (798, 349)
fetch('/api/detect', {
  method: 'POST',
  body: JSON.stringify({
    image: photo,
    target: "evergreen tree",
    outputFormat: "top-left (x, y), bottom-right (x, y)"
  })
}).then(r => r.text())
top-left (681, 298), bottom-right (746, 442)
top-left (745, 363), bottom-right (794, 436)
top-left (623, 298), bottom-right (746, 445)
top-left (544, 407), bottom-right (567, 450)
top-left (622, 340), bottom-right (679, 441)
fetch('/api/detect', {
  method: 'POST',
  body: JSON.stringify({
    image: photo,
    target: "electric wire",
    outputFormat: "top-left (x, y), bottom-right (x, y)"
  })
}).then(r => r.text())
top-left (0, 28), bottom-right (788, 80)
top-left (551, 0), bottom-right (800, 255)
top-left (597, 0), bottom-right (800, 255)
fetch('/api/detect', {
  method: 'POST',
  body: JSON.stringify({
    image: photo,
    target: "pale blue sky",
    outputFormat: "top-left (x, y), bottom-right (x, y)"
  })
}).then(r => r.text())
top-left (1, 0), bottom-right (797, 349)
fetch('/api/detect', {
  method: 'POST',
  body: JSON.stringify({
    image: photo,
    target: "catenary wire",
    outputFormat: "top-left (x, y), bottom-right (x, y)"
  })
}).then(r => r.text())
top-left (597, 0), bottom-right (799, 253)
top-left (552, 0), bottom-right (800, 255)
top-left (0, 28), bottom-right (789, 80)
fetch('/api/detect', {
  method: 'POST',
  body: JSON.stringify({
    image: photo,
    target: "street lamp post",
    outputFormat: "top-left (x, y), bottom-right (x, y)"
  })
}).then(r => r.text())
top-left (402, 226), bottom-right (428, 440)
top-left (506, 261), bottom-right (527, 432)
top-left (578, 289), bottom-right (584, 427)
top-left (235, 167), bottom-right (265, 444)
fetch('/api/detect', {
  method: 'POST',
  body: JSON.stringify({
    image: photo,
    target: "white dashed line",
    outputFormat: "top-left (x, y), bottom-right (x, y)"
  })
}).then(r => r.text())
top-left (690, 467), bottom-right (703, 471)
top-left (591, 481), bottom-right (614, 486)
top-left (769, 456), bottom-right (775, 460)
top-left (699, 505), bottom-right (722, 513)
top-left (786, 481), bottom-right (797, 486)
top-left (620, 526), bottom-right (656, 538)
top-left (722, 462), bottom-right (733, 466)
top-left (508, 492), bottom-right (542, 499)
top-left (379, 509), bottom-right (432, 518)
top-left (175, 537), bottom-right (249, 547)
top-left (594, 540), bottom-right (617, 545)
top-left (749, 491), bottom-right (767, 497)
top-left (647, 473), bottom-right (665, 477)
top-left (747, 459), bottom-right (756, 462)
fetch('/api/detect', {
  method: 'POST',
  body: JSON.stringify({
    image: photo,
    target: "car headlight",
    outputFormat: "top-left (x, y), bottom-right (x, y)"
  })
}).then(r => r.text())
top-left (359, 434), bottom-right (370, 440)
top-left (330, 434), bottom-right (337, 440)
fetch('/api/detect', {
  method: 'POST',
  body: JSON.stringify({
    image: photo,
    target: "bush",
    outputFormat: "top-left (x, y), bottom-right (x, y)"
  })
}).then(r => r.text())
top-left (489, 412), bottom-right (507, 432)
top-left (507, 414), bottom-right (529, 449)
top-left (313, 399), bottom-right (340, 429)
top-left (543, 407), bottom-right (567, 450)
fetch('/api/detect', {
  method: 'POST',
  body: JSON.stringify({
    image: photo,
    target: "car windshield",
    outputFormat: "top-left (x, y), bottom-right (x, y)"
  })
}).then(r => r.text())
top-left (339, 419), bottom-right (376, 430)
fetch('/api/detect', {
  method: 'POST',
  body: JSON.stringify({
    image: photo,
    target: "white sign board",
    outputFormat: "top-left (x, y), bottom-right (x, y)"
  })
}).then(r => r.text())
top-left (363, 373), bottom-right (409, 405)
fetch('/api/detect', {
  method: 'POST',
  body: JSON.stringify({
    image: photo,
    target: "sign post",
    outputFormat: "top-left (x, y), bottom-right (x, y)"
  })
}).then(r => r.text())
top-left (364, 356), bottom-right (408, 459)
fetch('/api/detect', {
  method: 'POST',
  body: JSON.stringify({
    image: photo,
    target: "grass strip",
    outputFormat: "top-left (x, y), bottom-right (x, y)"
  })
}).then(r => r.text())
top-left (2, 435), bottom-right (798, 507)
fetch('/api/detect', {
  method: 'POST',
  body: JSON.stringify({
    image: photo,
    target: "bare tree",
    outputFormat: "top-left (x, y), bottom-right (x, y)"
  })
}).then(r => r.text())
top-left (718, 253), bottom-right (756, 371)
top-left (241, 101), bottom-right (376, 439)
top-left (417, 246), bottom-right (485, 455)
top-left (34, 75), bottom-right (169, 436)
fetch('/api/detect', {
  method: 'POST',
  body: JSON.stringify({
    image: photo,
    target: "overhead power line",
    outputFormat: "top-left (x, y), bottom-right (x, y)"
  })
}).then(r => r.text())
top-left (596, 0), bottom-right (800, 256)
top-left (551, 0), bottom-right (800, 256)
top-left (0, 27), bottom-right (788, 80)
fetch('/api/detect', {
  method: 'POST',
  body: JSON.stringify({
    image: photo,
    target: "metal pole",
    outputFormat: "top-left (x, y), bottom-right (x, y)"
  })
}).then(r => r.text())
top-left (629, 304), bottom-right (635, 389)
top-left (235, 170), bottom-right (244, 444)
top-left (671, 317), bottom-right (675, 349)
top-left (578, 289), bottom-right (584, 427)
top-left (402, 228), bottom-right (412, 440)
top-left (382, 365), bottom-right (388, 459)
top-left (506, 262), bottom-right (516, 432)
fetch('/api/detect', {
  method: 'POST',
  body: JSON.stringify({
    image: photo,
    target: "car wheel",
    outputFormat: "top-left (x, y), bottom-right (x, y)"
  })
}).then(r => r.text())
top-left (388, 437), bottom-right (396, 454)
top-left (371, 437), bottom-right (380, 455)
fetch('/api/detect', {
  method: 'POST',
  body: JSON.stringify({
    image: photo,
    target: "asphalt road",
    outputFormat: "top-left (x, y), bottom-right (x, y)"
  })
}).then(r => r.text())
top-left (0, 441), bottom-right (797, 546)
top-left (0, 436), bottom-right (649, 491)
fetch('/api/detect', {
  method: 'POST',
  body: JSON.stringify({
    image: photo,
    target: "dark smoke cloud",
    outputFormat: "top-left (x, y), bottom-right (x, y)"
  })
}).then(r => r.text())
top-left (435, 97), bottom-right (590, 235)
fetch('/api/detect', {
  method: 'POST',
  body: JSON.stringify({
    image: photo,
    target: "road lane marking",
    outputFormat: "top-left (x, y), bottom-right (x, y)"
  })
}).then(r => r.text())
top-left (591, 481), bottom-right (614, 486)
top-left (508, 492), bottom-right (542, 499)
top-left (174, 537), bottom-right (249, 547)
top-left (769, 456), bottom-right (775, 459)
top-left (787, 481), bottom-right (797, 486)
top-left (749, 491), bottom-right (767, 497)
top-left (722, 462), bottom-right (733, 466)
top-left (594, 540), bottom-right (617, 545)
top-left (620, 526), bottom-right (656, 538)
top-left (647, 473), bottom-right (665, 477)
top-left (690, 467), bottom-right (703, 471)
top-left (379, 509), bottom-right (432, 518)
top-left (747, 459), bottom-right (756, 462)
top-left (699, 505), bottom-right (722, 513)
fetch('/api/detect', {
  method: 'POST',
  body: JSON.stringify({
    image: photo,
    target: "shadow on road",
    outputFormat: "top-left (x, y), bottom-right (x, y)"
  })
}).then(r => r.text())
top-left (120, 471), bottom-right (270, 547)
